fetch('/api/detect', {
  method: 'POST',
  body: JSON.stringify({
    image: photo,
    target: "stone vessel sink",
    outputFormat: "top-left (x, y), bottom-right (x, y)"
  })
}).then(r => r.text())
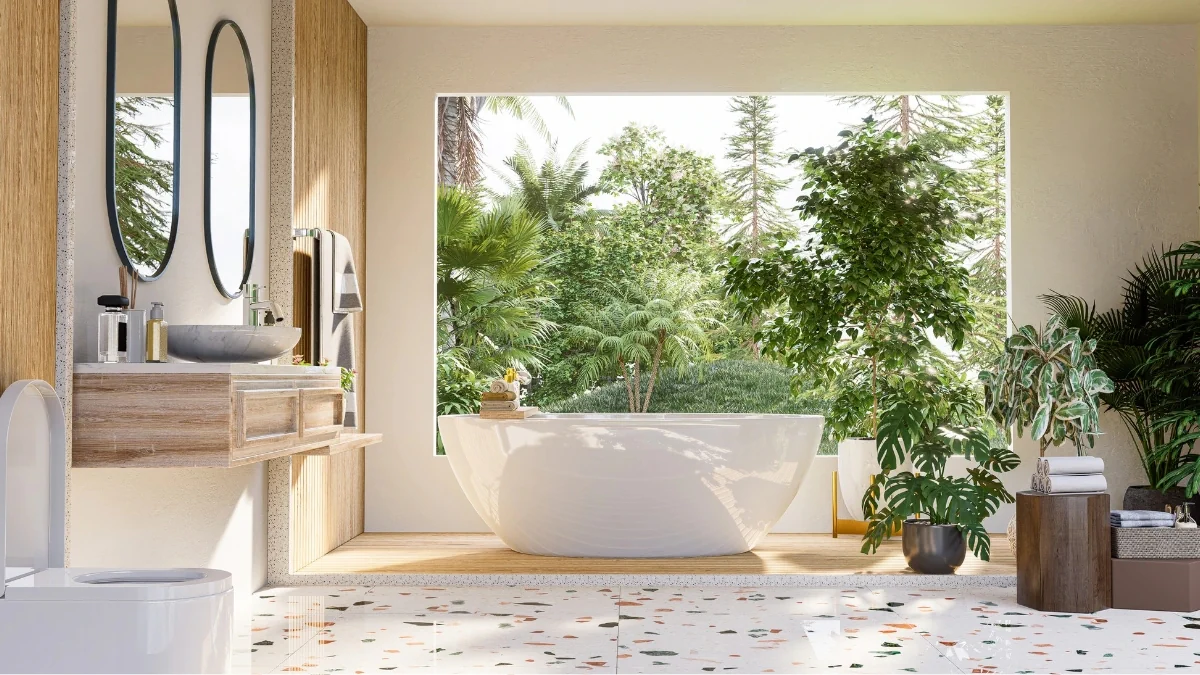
top-left (167, 325), bottom-right (301, 363)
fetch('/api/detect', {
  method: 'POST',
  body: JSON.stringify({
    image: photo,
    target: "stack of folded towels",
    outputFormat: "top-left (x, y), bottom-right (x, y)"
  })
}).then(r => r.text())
top-left (1031, 456), bottom-right (1107, 494)
top-left (1110, 510), bottom-right (1177, 528)
top-left (480, 377), bottom-right (520, 413)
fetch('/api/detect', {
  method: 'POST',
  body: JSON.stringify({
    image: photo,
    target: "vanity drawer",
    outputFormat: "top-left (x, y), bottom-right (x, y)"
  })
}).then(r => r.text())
top-left (300, 387), bottom-right (345, 441)
top-left (234, 388), bottom-right (301, 460)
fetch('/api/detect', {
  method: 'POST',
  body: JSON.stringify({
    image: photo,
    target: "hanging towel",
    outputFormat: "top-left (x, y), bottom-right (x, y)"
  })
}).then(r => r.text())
top-left (331, 232), bottom-right (363, 313)
top-left (1037, 456), bottom-right (1105, 476)
top-left (316, 229), bottom-right (361, 427)
top-left (1032, 473), bottom-right (1108, 494)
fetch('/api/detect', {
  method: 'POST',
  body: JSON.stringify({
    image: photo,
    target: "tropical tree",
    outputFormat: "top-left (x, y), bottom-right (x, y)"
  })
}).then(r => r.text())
top-left (723, 95), bottom-right (791, 249)
top-left (597, 124), bottom-right (727, 269)
top-left (437, 186), bottom-right (557, 382)
top-left (958, 95), bottom-right (1008, 372)
top-left (114, 96), bottom-right (173, 269)
top-left (571, 270), bottom-right (722, 413)
top-left (723, 120), bottom-right (975, 440)
top-left (499, 138), bottom-right (599, 229)
top-left (436, 96), bottom-right (573, 188)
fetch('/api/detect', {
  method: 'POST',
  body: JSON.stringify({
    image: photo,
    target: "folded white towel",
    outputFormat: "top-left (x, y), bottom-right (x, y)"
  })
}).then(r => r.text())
top-left (488, 379), bottom-right (509, 394)
top-left (1037, 456), bottom-right (1105, 476)
top-left (1033, 473), bottom-right (1108, 494)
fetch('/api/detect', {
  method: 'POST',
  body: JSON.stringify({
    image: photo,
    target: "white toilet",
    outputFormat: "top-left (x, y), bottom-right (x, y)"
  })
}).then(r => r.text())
top-left (0, 379), bottom-right (234, 674)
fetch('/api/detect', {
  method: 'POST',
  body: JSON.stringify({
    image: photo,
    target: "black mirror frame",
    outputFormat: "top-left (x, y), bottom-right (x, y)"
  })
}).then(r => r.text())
top-left (203, 19), bottom-right (256, 299)
top-left (105, 0), bottom-right (182, 282)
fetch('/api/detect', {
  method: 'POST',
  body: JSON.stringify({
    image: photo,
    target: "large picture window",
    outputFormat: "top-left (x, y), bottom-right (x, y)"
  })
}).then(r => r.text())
top-left (435, 95), bottom-right (1008, 454)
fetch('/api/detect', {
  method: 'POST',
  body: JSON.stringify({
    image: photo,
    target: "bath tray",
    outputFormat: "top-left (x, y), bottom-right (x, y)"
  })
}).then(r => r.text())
top-left (1112, 527), bottom-right (1200, 559)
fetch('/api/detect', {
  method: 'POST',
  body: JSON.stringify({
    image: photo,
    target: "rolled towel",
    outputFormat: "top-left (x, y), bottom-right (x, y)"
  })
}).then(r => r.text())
top-left (1034, 473), bottom-right (1107, 494)
top-left (480, 401), bottom-right (518, 412)
top-left (1037, 456), bottom-right (1105, 476)
top-left (481, 391), bottom-right (517, 402)
top-left (488, 379), bottom-right (509, 394)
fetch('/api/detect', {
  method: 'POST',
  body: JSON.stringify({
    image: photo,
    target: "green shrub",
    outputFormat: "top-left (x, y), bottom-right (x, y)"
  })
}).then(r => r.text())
top-left (542, 358), bottom-right (837, 454)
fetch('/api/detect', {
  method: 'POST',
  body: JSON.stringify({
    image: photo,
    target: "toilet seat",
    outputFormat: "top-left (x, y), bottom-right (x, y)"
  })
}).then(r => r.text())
top-left (6, 567), bottom-right (232, 602)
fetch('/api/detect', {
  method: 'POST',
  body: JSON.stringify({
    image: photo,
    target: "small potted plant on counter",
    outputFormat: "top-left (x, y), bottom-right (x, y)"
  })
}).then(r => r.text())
top-left (859, 366), bottom-right (1020, 573)
top-left (722, 120), bottom-right (974, 522)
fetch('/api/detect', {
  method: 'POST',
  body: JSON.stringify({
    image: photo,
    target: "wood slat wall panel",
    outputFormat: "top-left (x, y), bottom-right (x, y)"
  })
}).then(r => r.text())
top-left (292, 236), bottom-right (315, 360)
top-left (294, 0), bottom-right (367, 430)
top-left (289, 0), bottom-right (368, 574)
top-left (0, 1), bottom-right (59, 392)
top-left (289, 448), bottom-right (365, 571)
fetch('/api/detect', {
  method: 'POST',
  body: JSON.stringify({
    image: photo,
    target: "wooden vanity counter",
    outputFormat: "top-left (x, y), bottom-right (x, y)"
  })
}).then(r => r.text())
top-left (72, 363), bottom-right (374, 468)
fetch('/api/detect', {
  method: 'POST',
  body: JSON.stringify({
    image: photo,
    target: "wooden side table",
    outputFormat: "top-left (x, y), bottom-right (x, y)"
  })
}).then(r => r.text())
top-left (1016, 491), bottom-right (1111, 613)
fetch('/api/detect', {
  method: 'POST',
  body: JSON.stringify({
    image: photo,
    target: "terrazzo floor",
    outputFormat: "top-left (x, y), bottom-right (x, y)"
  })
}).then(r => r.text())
top-left (239, 585), bottom-right (1200, 674)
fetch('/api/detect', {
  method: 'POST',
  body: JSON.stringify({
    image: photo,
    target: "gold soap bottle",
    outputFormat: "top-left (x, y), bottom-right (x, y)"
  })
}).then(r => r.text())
top-left (146, 301), bottom-right (168, 362)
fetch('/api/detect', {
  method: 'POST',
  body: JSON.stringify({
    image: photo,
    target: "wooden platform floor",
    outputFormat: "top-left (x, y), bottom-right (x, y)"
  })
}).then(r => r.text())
top-left (298, 533), bottom-right (1015, 576)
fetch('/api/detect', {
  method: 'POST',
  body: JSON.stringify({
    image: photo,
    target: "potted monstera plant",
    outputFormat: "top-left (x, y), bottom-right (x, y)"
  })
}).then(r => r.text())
top-left (860, 366), bottom-right (1020, 573)
top-left (723, 121), bottom-right (974, 522)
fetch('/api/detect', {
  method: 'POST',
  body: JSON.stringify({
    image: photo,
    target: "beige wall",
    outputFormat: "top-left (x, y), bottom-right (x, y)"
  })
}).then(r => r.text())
top-left (366, 25), bottom-right (1200, 534)
top-left (116, 26), bottom-right (251, 96)
top-left (70, 0), bottom-right (272, 600)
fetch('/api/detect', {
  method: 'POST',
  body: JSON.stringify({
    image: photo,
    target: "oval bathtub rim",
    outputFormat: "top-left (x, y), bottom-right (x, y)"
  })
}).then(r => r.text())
top-left (438, 412), bottom-right (826, 422)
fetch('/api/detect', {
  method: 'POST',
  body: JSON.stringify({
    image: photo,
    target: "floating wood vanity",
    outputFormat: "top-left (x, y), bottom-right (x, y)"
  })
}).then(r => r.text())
top-left (73, 363), bottom-right (380, 468)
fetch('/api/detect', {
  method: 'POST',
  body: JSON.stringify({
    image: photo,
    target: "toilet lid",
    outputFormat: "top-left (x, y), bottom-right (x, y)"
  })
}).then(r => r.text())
top-left (4, 567), bottom-right (233, 601)
top-left (0, 380), bottom-right (66, 589)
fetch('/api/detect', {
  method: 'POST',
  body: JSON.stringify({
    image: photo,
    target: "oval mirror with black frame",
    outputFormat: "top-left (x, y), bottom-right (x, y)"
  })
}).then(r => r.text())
top-left (203, 20), bottom-right (256, 299)
top-left (106, 0), bottom-right (181, 281)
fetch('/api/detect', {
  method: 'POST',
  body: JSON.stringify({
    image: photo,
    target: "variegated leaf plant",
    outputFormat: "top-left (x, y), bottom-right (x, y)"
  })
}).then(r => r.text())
top-left (979, 316), bottom-right (1115, 457)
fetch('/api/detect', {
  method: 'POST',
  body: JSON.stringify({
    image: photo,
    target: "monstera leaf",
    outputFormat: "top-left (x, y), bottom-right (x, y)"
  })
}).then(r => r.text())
top-left (876, 401), bottom-right (924, 471)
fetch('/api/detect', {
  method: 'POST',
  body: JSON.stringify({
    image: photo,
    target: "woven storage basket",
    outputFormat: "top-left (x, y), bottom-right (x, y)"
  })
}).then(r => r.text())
top-left (1112, 528), bottom-right (1200, 558)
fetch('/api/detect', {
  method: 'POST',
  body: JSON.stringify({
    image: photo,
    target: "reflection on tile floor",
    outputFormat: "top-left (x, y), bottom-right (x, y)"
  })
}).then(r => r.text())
top-left (238, 585), bottom-right (1200, 673)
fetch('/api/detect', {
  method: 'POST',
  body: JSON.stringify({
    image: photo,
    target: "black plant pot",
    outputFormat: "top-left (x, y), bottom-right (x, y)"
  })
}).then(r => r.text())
top-left (902, 520), bottom-right (967, 574)
top-left (1123, 485), bottom-right (1193, 512)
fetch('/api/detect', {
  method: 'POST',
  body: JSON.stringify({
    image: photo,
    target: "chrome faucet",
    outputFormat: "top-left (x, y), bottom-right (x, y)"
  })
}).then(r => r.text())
top-left (242, 283), bottom-right (284, 326)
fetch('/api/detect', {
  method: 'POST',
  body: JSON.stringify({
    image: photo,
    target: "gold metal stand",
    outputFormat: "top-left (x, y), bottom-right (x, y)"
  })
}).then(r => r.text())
top-left (831, 470), bottom-right (870, 538)
top-left (831, 470), bottom-right (901, 538)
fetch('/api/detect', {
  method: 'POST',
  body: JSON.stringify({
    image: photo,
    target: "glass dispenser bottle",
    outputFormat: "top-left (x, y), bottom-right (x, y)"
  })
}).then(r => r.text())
top-left (97, 295), bottom-right (129, 363)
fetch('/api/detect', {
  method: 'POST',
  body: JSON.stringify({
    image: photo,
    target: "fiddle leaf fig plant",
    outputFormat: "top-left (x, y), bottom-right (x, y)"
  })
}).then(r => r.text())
top-left (722, 119), bottom-right (974, 441)
top-left (979, 316), bottom-right (1114, 456)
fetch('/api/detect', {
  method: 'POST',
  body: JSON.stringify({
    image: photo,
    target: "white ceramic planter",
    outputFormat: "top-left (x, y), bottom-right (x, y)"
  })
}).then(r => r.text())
top-left (838, 438), bottom-right (880, 521)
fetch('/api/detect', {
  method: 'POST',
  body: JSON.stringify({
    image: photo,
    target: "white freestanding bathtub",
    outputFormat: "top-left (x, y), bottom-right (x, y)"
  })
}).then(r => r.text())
top-left (437, 413), bottom-right (823, 557)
